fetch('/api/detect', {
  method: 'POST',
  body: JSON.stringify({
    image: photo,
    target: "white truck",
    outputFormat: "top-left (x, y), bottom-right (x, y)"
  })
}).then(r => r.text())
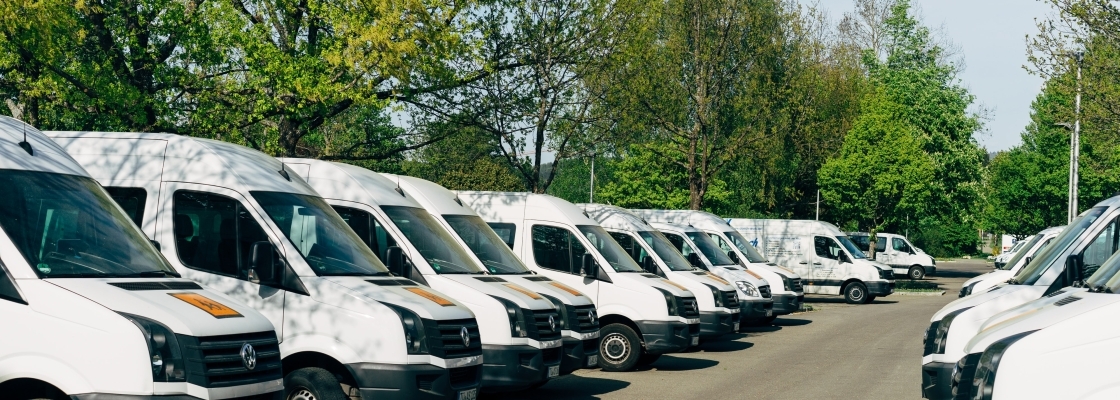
top-left (994, 237), bottom-right (1026, 269)
top-left (456, 192), bottom-right (701, 372)
top-left (919, 199), bottom-right (1120, 400)
top-left (628, 210), bottom-right (805, 319)
top-left (958, 226), bottom-right (1064, 298)
top-left (50, 132), bottom-right (486, 400)
top-left (276, 160), bottom-right (565, 392)
top-left (947, 239), bottom-right (1120, 399)
top-left (727, 219), bottom-right (895, 304)
top-left (847, 232), bottom-right (937, 279)
top-left (0, 118), bottom-right (284, 399)
top-left (578, 204), bottom-right (741, 337)
top-left (646, 222), bottom-right (774, 325)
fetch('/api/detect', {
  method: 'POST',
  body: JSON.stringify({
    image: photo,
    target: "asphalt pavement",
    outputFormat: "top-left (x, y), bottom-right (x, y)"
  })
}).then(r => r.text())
top-left (492, 259), bottom-right (994, 400)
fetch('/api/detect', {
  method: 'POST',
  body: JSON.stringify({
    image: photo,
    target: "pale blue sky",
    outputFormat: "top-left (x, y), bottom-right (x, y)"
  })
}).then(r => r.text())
top-left (804, 0), bottom-right (1057, 151)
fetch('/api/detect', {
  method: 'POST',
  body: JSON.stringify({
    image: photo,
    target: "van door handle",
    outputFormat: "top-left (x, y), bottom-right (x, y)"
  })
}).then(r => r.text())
top-left (798, 261), bottom-right (808, 265)
top-left (813, 262), bottom-right (822, 265)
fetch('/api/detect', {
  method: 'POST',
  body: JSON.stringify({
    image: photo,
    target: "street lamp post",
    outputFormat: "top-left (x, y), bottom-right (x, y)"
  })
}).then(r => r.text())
top-left (1057, 52), bottom-right (1084, 223)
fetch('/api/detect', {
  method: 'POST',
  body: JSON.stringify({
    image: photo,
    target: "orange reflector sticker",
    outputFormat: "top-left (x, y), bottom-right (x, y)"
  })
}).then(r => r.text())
top-left (660, 279), bottom-right (691, 292)
top-left (504, 284), bottom-right (544, 300)
top-left (744, 269), bottom-right (764, 280)
top-left (706, 273), bottom-right (730, 285)
top-left (549, 282), bottom-right (586, 297)
top-left (169, 293), bottom-right (243, 319)
top-left (404, 287), bottom-right (457, 307)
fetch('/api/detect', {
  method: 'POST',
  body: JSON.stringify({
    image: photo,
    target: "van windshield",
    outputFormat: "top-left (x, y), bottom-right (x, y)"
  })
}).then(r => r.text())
top-left (382, 206), bottom-right (485, 274)
top-left (0, 170), bottom-right (177, 278)
top-left (997, 234), bottom-right (1042, 271)
top-left (723, 230), bottom-right (769, 263)
top-left (638, 231), bottom-right (695, 271)
top-left (252, 191), bottom-right (390, 276)
top-left (1085, 251), bottom-right (1120, 292)
top-left (685, 231), bottom-right (737, 266)
top-left (576, 225), bottom-right (643, 272)
top-left (836, 235), bottom-right (868, 259)
top-left (1013, 207), bottom-right (1106, 285)
top-left (443, 214), bottom-right (531, 275)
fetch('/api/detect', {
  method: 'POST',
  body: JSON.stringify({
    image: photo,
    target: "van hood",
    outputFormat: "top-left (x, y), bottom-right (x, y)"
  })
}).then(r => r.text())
top-left (612, 272), bottom-right (695, 298)
top-left (499, 275), bottom-right (595, 307)
top-left (761, 262), bottom-right (800, 279)
top-left (321, 276), bottom-right (476, 321)
top-left (713, 265), bottom-right (766, 286)
top-left (968, 291), bottom-right (1119, 353)
top-left (46, 278), bottom-right (275, 337)
top-left (932, 284), bottom-right (1023, 321)
top-left (965, 270), bottom-right (1014, 292)
top-left (440, 274), bottom-right (558, 310)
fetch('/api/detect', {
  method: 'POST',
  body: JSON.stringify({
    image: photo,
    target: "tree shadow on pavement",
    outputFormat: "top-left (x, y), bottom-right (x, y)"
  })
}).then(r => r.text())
top-left (635, 355), bottom-right (719, 372)
top-left (739, 324), bottom-right (783, 333)
top-left (486, 375), bottom-right (631, 400)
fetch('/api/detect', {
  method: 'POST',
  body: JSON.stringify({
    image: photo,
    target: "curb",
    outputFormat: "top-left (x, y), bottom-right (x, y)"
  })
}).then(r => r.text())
top-left (894, 290), bottom-right (945, 296)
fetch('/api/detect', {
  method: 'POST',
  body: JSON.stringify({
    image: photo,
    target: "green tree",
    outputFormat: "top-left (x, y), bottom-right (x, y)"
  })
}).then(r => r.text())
top-left (402, 123), bottom-right (524, 191)
top-left (596, 143), bottom-right (731, 210)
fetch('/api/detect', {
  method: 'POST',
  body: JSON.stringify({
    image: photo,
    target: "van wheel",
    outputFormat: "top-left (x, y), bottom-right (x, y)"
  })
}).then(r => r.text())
top-left (865, 296), bottom-right (877, 304)
top-left (844, 282), bottom-right (868, 304)
top-left (909, 266), bottom-right (926, 280)
top-left (599, 323), bottom-right (641, 372)
top-left (285, 367), bottom-right (348, 400)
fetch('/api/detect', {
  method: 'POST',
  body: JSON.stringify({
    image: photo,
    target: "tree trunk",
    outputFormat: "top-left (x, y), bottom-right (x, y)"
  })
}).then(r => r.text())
top-left (279, 117), bottom-right (301, 156)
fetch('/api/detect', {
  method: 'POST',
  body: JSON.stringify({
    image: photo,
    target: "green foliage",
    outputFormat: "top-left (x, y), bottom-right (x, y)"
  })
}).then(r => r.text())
top-left (596, 144), bottom-right (730, 210)
top-left (546, 156), bottom-right (615, 205)
top-left (402, 124), bottom-right (524, 192)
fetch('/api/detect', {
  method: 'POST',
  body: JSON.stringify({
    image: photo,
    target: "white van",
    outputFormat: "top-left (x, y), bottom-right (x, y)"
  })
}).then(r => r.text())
top-left (276, 161), bottom-right (564, 391)
top-left (646, 222), bottom-right (774, 324)
top-left (994, 238), bottom-right (1027, 268)
top-left (456, 192), bottom-right (701, 372)
top-left (0, 118), bottom-right (283, 399)
top-left (948, 251), bottom-right (1120, 399)
top-left (847, 232), bottom-right (937, 279)
top-left (50, 132), bottom-right (485, 400)
top-left (578, 205), bottom-right (741, 336)
top-left (727, 219), bottom-right (895, 304)
top-left (919, 201), bottom-right (1120, 400)
top-left (371, 171), bottom-right (600, 375)
top-left (628, 210), bottom-right (805, 318)
top-left (959, 226), bottom-right (1064, 298)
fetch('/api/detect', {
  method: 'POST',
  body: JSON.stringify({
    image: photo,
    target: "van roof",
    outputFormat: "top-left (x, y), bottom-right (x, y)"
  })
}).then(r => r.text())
top-left (647, 221), bottom-right (702, 234)
top-left (454, 191), bottom-right (598, 226)
top-left (280, 158), bottom-right (422, 208)
top-left (727, 218), bottom-right (845, 235)
top-left (47, 131), bottom-right (317, 196)
top-left (0, 117), bottom-right (88, 176)
top-left (578, 204), bottom-right (655, 232)
top-left (385, 174), bottom-right (481, 217)
top-left (630, 209), bottom-right (735, 232)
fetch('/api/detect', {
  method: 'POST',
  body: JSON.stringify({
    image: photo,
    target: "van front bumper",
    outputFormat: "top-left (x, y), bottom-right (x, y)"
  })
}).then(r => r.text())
top-left (771, 294), bottom-right (803, 315)
top-left (559, 335), bottom-right (600, 375)
top-left (920, 361), bottom-right (955, 400)
top-left (739, 298), bottom-right (774, 321)
top-left (698, 311), bottom-right (738, 338)
top-left (345, 362), bottom-right (482, 400)
top-left (637, 320), bottom-right (694, 354)
top-left (868, 281), bottom-right (895, 297)
top-left (73, 391), bottom-right (283, 400)
top-left (479, 344), bottom-right (560, 392)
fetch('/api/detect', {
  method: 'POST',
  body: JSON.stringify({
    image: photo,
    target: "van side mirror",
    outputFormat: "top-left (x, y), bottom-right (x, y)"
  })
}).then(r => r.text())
top-left (642, 256), bottom-right (659, 275)
top-left (387, 246), bottom-right (410, 279)
top-left (727, 250), bottom-right (740, 264)
top-left (249, 241), bottom-right (278, 284)
top-left (581, 253), bottom-right (599, 278)
top-left (1066, 253), bottom-right (1084, 286)
top-left (840, 252), bottom-right (852, 264)
top-left (1024, 256), bottom-right (1033, 266)
top-left (687, 253), bottom-right (705, 270)
top-left (150, 240), bottom-right (161, 251)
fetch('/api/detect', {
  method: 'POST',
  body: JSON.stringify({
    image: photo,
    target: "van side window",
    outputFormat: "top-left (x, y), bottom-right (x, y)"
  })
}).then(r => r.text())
top-left (814, 236), bottom-right (842, 260)
top-left (708, 234), bottom-right (734, 253)
top-left (1080, 218), bottom-right (1120, 277)
top-left (850, 235), bottom-right (870, 252)
top-left (488, 223), bottom-right (517, 249)
top-left (876, 238), bottom-right (886, 252)
top-left (531, 225), bottom-right (587, 274)
top-left (0, 262), bottom-right (25, 304)
top-left (105, 187), bottom-right (147, 226)
top-left (661, 232), bottom-right (695, 257)
top-left (173, 191), bottom-right (272, 278)
top-left (609, 232), bottom-right (650, 265)
top-left (892, 238), bottom-right (911, 253)
top-left (332, 206), bottom-right (398, 262)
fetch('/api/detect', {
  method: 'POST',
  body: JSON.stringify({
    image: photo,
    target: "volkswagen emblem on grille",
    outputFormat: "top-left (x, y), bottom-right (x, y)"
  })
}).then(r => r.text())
top-left (548, 315), bottom-right (556, 331)
top-left (588, 311), bottom-right (597, 325)
top-left (460, 326), bottom-right (470, 347)
top-left (240, 343), bottom-right (257, 370)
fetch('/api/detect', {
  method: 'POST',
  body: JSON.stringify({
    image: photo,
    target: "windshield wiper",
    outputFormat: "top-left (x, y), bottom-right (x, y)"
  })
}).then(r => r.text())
top-left (116, 270), bottom-right (181, 278)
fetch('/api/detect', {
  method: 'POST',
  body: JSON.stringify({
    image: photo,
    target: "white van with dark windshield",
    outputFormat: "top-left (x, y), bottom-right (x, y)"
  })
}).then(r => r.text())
top-left (847, 232), bottom-right (936, 279)
top-left (457, 192), bottom-right (701, 372)
top-left (1, 118), bottom-right (283, 399)
top-left (50, 132), bottom-right (484, 400)
top-left (958, 226), bottom-right (1064, 298)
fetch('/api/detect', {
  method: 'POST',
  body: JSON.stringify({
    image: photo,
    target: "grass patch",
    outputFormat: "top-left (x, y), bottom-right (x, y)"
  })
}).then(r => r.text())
top-left (895, 280), bottom-right (940, 290)
top-left (895, 288), bottom-right (943, 293)
top-left (796, 304), bottom-right (816, 313)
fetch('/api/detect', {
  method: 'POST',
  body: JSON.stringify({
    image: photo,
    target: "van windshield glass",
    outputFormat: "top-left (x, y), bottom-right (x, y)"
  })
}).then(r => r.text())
top-left (443, 214), bottom-right (530, 275)
top-left (252, 191), bottom-right (390, 276)
top-left (638, 231), bottom-right (694, 271)
top-left (0, 170), bottom-right (177, 278)
top-left (382, 206), bottom-right (484, 274)
top-left (836, 236), bottom-right (867, 259)
top-left (685, 231), bottom-right (737, 266)
top-left (576, 225), bottom-right (643, 272)
top-left (998, 234), bottom-right (1042, 271)
top-left (1086, 251), bottom-right (1120, 292)
top-left (1013, 207), bottom-right (1106, 285)
top-left (724, 230), bottom-right (768, 263)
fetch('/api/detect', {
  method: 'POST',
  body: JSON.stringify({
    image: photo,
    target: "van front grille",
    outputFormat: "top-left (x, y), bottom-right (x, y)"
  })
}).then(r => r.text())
top-left (424, 318), bottom-right (482, 360)
top-left (677, 297), bottom-right (700, 318)
top-left (541, 347), bottom-right (562, 364)
top-left (179, 331), bottom-right (282, 388)
top-left (570, 304), bottom-right (599, 333)
top-left (448, 365), bottom-right (480, 389)
top-left (789, 278), bottom-right (803, 292)
top-left (758, 285), bottom-right (772, 299)
top-left (721, 291), bottom-right (740, 308)
top-left (524, 308), bottom-right (563, 341)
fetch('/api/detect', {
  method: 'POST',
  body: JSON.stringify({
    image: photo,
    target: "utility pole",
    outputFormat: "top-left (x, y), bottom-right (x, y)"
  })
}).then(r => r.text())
top-left (1069, 52), bottom-right (1084, 223)
top-left (815, 189), bottom-right (820, 221)
top-left (589, 154), bottom-right (595, 203)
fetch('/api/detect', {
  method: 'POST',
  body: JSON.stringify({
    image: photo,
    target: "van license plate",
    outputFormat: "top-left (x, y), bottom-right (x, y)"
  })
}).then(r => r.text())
top-left (587, 355), bottom-right (598, 367)
top-left (766, 310), bottom-right (773, 317)
top-left (691, 336), bottom-right (699, 346)
top-left (734, 322), bottom-right (740, 331)
top-left (548, 365), bottom-right (560, 378)
top-left (458, 388), bottom-right (478, 400)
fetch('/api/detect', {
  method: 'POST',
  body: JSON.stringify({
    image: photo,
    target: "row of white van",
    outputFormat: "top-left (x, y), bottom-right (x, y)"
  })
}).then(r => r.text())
top-left (922, 200), bottom-right (1120, 399)
top-left (0, 117), bottom-right (828, 400)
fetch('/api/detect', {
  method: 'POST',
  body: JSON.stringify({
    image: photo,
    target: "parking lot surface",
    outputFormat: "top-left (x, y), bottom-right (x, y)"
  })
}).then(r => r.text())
top-left (492, 259), bottom-right (992, 400)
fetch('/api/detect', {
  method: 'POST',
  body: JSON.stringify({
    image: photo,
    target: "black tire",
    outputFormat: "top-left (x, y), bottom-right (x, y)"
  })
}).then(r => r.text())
top-left (637, 353), bottom-right (662, 366)
top-left (909, 266), bottom-right (926, 280)
top-left (284, 367), bottom-right (348, 400)
top-left (844, 282), bottom-right (868, 304)
top-left (865, 295), bottom-right (877, 304)
top-left (599, 323), bottom-right (642, 372)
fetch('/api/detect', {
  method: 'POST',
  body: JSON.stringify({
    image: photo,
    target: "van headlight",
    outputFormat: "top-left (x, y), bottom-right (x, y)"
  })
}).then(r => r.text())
top-left (971, 330), bottom-right (1037, 400)
top-left (933, 307), bottom-right (973, 354)
top-left (382, 303), bottom-right (429, 354)
top-left (653, 288), bottom-right (679, 316)
top-left (735, 281), bottom-right (759, 298)
top-left (491, 296), bottom-right (529, 337)
top-left (118, 313), bottom-right (186, 382)
top-left (703, 284), bottom-right (724, 307)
